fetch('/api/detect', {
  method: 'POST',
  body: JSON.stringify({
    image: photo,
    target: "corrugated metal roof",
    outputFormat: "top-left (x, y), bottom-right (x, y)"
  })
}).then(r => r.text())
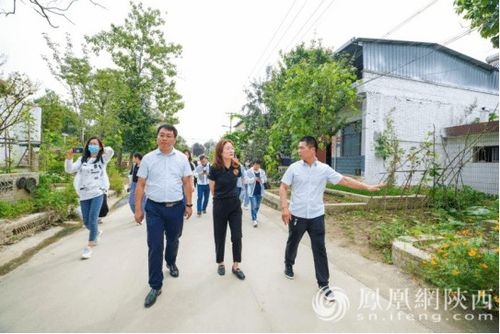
top-left (335, 38), bottom-right (499, 93)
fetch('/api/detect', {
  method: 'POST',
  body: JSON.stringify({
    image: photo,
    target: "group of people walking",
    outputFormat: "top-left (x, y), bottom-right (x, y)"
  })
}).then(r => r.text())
top-left (64, 124), bottom-right (383, 308)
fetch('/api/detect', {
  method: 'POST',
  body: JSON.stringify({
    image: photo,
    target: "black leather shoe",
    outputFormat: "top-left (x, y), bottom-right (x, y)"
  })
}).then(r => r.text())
top-left (144, 288), bottom-right (162, 308)
top-left (168, 264), bottom-right (179, 277)
top-left (232, 267), bottom-right (245, 280)
top-left (284, 264), bottom-right (294, 280)
top-left (217, 264), bottom-right (225, 276)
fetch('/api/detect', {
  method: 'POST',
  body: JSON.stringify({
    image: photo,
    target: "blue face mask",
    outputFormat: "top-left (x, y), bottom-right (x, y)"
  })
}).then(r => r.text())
top-left (88, 145), bottom-right (100, 154)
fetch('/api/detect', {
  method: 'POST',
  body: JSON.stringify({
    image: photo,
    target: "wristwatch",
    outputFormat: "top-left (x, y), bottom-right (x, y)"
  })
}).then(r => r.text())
top-left (186, 203), bottom-right (193, 207)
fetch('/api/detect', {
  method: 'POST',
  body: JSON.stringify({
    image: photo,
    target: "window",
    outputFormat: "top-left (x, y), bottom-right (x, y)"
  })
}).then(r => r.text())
top-left (341, 121), bottom-right (362, 157)
top-left (473, 146), bottom-right (499, 163)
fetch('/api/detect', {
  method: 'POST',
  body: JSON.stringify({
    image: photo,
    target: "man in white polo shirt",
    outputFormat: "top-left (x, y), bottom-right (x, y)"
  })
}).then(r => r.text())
top-left (280, 136), bottom-right (384, 301)
top-left (135, 124), bottom-right (194, 308)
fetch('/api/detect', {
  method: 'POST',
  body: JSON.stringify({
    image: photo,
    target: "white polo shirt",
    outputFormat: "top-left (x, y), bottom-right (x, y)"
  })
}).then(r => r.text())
top-left (281, 159), bottom-right (343, 219)
top-left (137, 148), bottom-right (192, 202)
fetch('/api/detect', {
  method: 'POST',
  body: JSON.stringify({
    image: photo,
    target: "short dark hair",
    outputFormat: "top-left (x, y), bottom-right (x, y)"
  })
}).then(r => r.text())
top-left (199, 154), bottom-right (207, 160)
top-left (156, 124), bottom-right (178, 137)
top-left (133, 152), bottom-right (143, 160)
top-left (299, 136), bottom-right (318, 151)
top-left (253, 160), bottom-right (261, 165)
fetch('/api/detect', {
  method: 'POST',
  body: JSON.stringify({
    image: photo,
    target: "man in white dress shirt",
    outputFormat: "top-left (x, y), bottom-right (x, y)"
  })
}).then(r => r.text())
top-left (280, 136), bottom-right (384, 301)
top-left (135, 124), bottom-right (194, 308)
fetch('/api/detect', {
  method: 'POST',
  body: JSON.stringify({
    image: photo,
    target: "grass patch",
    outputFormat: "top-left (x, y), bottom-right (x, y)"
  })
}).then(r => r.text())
top-left (267, 187), bottom-right (360, 203)
top-left (326, 183), bottom-right (427, 197)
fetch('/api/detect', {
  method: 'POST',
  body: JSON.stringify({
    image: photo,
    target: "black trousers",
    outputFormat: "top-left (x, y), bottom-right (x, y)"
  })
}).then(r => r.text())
top-left (285, 214), bottom-right (329, 287)
top-left (145, 199), bottom-right (184, 289)
top-left (213, 197), bottom-right (242, 263)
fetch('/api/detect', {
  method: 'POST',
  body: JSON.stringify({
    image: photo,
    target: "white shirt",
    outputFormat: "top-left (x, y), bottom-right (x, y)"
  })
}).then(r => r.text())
top-left (281, 160), bottom-right (343, 219)
top-left (194, 163), bottom-right (210, 185)
top-left (65, 147), bottom-right (114, 201)
top-left (137, 148), bottom-right (192, 202)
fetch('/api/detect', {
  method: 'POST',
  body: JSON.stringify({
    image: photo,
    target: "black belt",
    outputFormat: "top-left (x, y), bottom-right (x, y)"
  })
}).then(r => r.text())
top-left (149, 199), bottom-right (183, 208)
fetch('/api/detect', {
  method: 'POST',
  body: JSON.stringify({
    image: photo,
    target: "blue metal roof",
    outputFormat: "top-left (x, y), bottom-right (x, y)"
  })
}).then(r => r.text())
top-left (335, 38), bottom-right (499, 94)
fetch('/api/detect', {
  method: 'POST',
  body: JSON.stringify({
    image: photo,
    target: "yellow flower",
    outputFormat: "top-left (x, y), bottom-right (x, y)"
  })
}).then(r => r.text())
top-left (451, 241), bottom-right (458, 247)
top-left (451, 269), bottom-right (460, 276)
top-left (430, 256), bottom-right (437, 266)
top-left (441, 243), bottom-right (449, 249)
top-left (480, 263), bottom-right (488, 269)
top-left (494, 296), bottom-right (499, 305)
top-left (468, 248), bottom-right (477, 257)
top-left (443, 253), bottom-right (449, 258)
top-left (437, 248), bottom-right (444, 253)
top-left (478, 290), bottom-right (486, 297)
top-left (459, 229), bottom-right (470, 236)
top-left (462, 241), bottom-right (468, 247)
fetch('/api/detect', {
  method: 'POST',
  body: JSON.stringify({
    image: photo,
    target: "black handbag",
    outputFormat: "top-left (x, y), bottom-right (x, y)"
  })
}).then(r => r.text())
top-left (99, 193), bottom-right (109, 217)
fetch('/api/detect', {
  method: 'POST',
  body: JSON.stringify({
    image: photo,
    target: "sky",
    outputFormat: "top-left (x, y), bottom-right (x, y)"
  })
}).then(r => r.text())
top-left (0, 0), bottom-right (497, 146)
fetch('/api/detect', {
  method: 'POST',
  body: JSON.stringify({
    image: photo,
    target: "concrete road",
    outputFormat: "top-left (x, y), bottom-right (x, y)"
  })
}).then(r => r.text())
top-left (0, 197), bottom-right (495, 332)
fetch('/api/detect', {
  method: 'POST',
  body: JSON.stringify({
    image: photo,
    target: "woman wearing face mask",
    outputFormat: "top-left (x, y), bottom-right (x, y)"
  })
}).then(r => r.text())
top-left (65, 137), bottom-right (114, 259)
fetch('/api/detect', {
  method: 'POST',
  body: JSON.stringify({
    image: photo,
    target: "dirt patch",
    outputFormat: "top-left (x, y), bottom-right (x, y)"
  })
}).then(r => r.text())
top-left (326, 213), bottom-right (386, 263)
top-left (325, 209), bottom-right (436, 264)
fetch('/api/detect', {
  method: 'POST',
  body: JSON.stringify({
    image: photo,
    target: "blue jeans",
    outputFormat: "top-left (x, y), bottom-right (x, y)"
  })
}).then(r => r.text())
top-left (240, 184), bottom-right (250, 207)
top-left (80, 194), bottom-right (104, 242)
top-left (250, 194), bottom-right (263, 221)
top-left (197, 184), bottom-right (210, 213)
top-left (128, 181), bottom-right (146, 214)
top-left (145, 199), bottom-right (185, 290)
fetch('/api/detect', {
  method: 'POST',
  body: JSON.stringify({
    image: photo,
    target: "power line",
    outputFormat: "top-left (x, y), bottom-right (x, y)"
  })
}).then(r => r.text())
top-left (293, 0), bottom-right (337, 46)
top-left (382, 0), bottom-right (439, 38)
top-left (247, 0), bottom-right (298, 80)
top-left (253, 0), bottom-right (309, 79)
top-left (283, 0), bottom-right (330, 50)
top-left (442, 27), bottom-right (474, 45)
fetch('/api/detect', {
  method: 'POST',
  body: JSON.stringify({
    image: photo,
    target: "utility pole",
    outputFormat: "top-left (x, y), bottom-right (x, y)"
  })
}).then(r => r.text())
top-left (223, 112), bottom-right (237, 133)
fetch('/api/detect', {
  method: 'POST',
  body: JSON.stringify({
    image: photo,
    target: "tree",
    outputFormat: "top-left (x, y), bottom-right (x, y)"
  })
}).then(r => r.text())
top-left (1, 0), bottom-right (104, 28)
top-left (175, 135), bottom-right (189, 152)
top-left (261, 42), bottom-right (359, 175)
top-left (43, 33), bottom-right (92, 143)
top-left (240, 79), bottom-right (272, 165)
top-left (454, 0), bottom-right (499, 47)
top-left (203, 139), bottom-right (216, 160)
top-left (223, 130), bottom-right (248, 160)
top-left (83, 68), bottom-right (125, 150)
top-left (36, 89), bottom-right (79, 140)
top-left (0, 72), bottom-right (37, 134)
top-left (86, 1), bottom-right (184, 160)
top-left (192, 142), bottom-right (205, 156)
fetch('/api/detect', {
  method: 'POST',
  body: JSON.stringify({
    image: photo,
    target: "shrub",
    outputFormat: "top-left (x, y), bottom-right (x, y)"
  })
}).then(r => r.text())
top-left (33, 174), bottom-right (78, 219)
top-left (422, 237), bottom-right (499, 311)
top-left (0, 199), bottom-right (36, 219)
top-left (107, 160), bottom-right (126, 196)
top-left (429, 185), bottom-right (497, 211)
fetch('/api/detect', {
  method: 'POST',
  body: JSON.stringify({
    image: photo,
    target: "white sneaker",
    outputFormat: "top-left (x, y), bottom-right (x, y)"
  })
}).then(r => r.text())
top-left (252, 220), bottom-right (258, 228)
top-left (96, 230), bottom-right (103, 244)
top-left (81, 247), bottom-right (92, 259)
